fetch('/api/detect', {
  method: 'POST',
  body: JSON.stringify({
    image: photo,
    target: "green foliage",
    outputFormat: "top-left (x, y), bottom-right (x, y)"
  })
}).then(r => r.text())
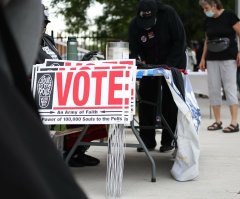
top-left (51, 0), bottom-right (236, 42)
top-left (51, 0), bottom-right (93, 33)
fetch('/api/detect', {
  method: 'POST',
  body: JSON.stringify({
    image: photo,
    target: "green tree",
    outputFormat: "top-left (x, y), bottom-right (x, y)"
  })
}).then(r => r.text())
top-left (164, 0), bottom-right (234, 44)
top-left (51, 0), bottom-right (235, 42)
top-left (51, 0), bottom-right (138, 40)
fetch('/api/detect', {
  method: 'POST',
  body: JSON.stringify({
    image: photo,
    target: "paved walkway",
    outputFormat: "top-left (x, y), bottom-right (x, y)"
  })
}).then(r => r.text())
top-left (71, 96), bottom-right (240, 199)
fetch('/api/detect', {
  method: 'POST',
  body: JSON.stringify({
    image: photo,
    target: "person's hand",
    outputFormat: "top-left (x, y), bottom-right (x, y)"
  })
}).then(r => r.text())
top-left (198, 59), bottom-right (206, 72)
top-left (136, 60), bottom-right (148, 68)
top-left (81, 51), bottom-right (98, 61)
top-left (236, 52), bottom-right (240, 66)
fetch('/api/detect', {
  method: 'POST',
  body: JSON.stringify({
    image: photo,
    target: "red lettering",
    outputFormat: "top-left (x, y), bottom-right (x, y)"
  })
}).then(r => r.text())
top-left (108, 71), bottom-right (123, 105)
top-left (73, 71), bottom-right (90, 106)
top-left (56, 72), bottom-right (73, 105)
top-left (92, 71), bottom-right (107, 105)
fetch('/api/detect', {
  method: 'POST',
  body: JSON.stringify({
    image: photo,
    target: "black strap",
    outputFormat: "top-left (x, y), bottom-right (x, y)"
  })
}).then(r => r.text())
top-left (171, 67), bottom-right (185, 101)
top-left (43, 35), bottom-right (62, 59)
top-left (0, 5), bottom-right (39, 115)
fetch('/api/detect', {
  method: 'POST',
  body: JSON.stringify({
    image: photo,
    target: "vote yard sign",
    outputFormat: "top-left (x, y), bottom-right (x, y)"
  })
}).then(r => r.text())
top-left (32, 60), bottom-right (136, 125)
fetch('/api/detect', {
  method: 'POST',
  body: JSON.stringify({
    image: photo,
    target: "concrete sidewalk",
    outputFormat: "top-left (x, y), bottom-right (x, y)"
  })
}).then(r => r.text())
top-left (71, 96), bottom-right (240, 199)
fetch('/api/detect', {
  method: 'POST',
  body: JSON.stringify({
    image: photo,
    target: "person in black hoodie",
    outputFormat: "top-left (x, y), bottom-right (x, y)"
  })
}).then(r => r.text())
top-left (36, 4), bottom-right (101, 167)
top-left (128, 0), bottom-right (187, 152)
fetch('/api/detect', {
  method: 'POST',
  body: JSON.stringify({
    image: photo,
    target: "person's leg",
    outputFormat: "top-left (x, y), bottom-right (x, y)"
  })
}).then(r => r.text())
top-left (229, 104), bottom-right (238, 125)
top-left (138, 77), bottom-right (157, 149)
top-left (160, 78), bottom-right (176, 152)
top-left (64, 131), bottom-right (100, 167)
top-left (211, 105), bottom-right (221, 123)
top-left (206, 61), bottom-right (223, 130)
top-left (220, 60), bottom-right (239, 132)
top-left (68, 145), bottom-right (100, 167)
top-left (237, 67), bottom-right (240, 92)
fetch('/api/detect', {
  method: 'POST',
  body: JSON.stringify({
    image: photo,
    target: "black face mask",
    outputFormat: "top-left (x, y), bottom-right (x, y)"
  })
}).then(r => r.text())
top-left (144, 18), bottom-right (157, 30)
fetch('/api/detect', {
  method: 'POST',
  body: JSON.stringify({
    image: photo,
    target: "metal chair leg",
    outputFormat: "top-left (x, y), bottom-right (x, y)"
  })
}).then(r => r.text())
top-left (64, 125), bottom-right (90, 164)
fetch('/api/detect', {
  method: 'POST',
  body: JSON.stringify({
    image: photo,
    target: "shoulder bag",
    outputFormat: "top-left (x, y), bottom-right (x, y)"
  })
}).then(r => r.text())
top-left (207, 37), bottom-right (230, 52)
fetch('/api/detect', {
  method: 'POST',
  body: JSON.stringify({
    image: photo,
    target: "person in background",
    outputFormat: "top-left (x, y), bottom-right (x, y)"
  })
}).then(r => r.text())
top-left (36, 4), bottom-right (105, 167)
top-left (35, 5), bottom-right (61, 64)
top-left (198, 0), bottom-right (240, 133)
top-left (128, 0), bottom-right (187, 152)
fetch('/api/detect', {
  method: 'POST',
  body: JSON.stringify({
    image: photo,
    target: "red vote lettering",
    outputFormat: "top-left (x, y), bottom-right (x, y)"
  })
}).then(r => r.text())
top-left (56, 70), bottom-right (125, 107)
top-left (73, 71), bottom-right (90, 106)
top-left (92, 71), bottom-right (107, 105)
top-left (56, 72), bottom-right (73, 105)
top-left (108, 71), bottom-right (123, 105)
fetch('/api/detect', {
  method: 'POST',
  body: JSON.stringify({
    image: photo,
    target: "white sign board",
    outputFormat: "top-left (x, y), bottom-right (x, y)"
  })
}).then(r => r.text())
top-left (32, 59), bottom-right (136, 125)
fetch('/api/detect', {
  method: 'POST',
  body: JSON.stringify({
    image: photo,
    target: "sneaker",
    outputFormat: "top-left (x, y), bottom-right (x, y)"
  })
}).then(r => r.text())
top-left (69, 153), bottom-right (100, 167)
top-left (159, 145), bottom-right (174, 153)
